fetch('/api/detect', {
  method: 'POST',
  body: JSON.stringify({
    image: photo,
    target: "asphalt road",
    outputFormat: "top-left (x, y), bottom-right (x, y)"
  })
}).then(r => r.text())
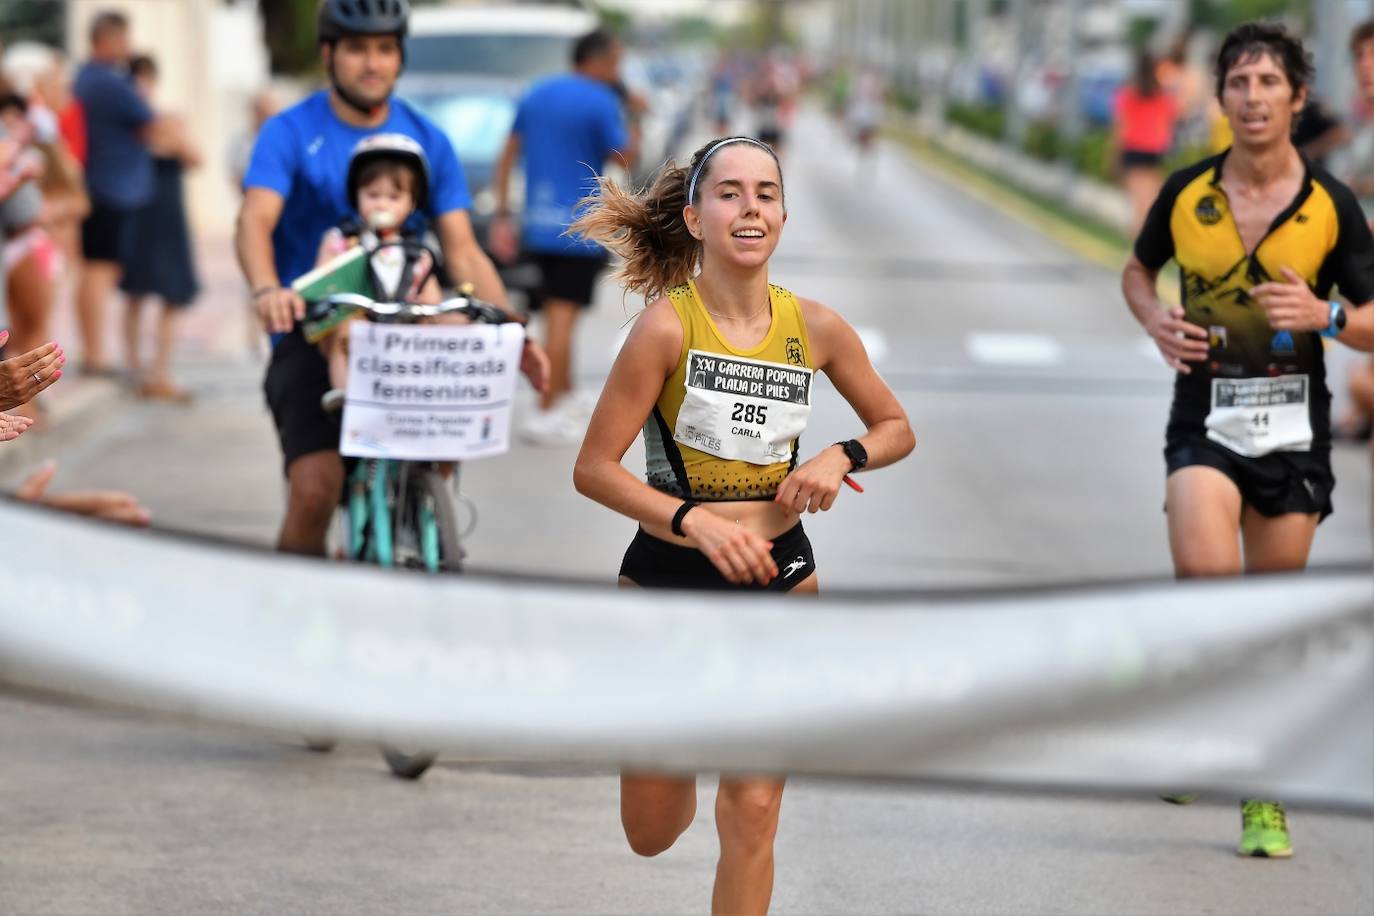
top-left (1, 108), bottom-right (1370, 915)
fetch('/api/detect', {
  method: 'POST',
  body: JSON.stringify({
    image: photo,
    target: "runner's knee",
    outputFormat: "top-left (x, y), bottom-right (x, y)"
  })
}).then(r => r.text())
top-left (715, 782), bottom-right (783, 853)
top-left (623, 819), bottom-right (688, 858)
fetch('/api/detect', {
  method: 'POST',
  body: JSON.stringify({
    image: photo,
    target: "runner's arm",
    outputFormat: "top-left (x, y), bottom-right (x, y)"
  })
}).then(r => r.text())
top-left (235, 186), bottom-right (302, 333)
top-left (1339, 300), bottom-right (1374, 351)
top-left (803, 299), bottom-right (914, 471)
top-left (774, 300), bottom-right (913, 514)
top-left (572, 300), bottom-right (685, 526)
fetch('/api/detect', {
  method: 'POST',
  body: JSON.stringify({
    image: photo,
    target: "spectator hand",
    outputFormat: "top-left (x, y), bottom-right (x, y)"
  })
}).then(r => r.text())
top-left (0, 333), bottom-right (64, 410)
top-left (16, 461), bottom-right (152, 527)
top-left (254, 287), bottom-right (305, 335)
top-left (1, 411), bottom-right (34, 441)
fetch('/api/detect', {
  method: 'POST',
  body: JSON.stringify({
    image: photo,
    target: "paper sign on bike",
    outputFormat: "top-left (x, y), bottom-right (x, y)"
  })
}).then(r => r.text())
top-left (340, 321), bottom-right (524, 460)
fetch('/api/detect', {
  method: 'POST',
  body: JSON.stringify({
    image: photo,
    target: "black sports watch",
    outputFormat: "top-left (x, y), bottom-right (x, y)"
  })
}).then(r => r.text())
top-left (836, 439), bottom-right (868, 472)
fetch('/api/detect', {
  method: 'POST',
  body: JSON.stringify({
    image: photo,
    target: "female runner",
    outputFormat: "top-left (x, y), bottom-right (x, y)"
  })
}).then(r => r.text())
top-left (571, 136), bottom-right (915, 914)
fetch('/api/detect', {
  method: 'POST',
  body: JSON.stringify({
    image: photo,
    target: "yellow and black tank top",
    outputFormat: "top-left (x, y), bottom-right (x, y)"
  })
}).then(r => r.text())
top-left (1134, 150), bottom-right (1374, 449)
top-left (643, 279), bottom-right (815, 501)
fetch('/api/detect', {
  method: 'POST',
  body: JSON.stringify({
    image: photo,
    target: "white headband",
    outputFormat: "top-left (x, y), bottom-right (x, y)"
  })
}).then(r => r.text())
top-left (686, 137), bottom-right (778, 204)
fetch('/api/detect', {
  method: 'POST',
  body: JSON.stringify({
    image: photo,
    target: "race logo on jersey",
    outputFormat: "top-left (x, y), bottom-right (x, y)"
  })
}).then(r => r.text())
top-left (1270, 330), bottom-right (1296, 355)
top-left (1208, 325), bottom-right (1228, 350)
top-left (1195, 195), bottom-right (1224, 226)
top-left (785, 336), bottom-right (805, 367)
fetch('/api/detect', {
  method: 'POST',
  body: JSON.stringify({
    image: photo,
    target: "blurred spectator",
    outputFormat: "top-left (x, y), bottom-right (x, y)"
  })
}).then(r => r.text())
top-left (72, 10), bottom-right (161, 376)
top-left (847, 66), bottom-right (885, 165)
top-left (3, 41), bottom-right (90, 268)
top-left (711, 52), bottom-right (743, 134)
top-left (0, 86), bottom-right (61, 424)
top-left (1291, 97), bottom-right (1350, 169)
top-left (0, 108), bottom-right (44, 346)
top-left (490, 28), bottom-right (634, 445)
top-left (750, 51), bottom-right (799, 156)
top-left (1113, 49), bottom-right (1177, 237)
top-left (117, 54), bottom-right (199, 404)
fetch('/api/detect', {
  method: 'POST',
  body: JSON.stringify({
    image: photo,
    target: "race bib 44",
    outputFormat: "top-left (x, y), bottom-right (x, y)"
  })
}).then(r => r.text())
top-left (1205, 374), bottom-right (1312, 457)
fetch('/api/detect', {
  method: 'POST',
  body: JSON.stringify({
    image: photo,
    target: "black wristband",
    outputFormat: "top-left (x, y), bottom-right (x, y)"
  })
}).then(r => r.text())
top-left (671, 500), bottom-right (698, 538)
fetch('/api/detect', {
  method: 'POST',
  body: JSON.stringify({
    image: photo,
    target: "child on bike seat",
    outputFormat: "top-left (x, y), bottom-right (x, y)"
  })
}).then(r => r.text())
top-left (306, 133), bottom-right (443, 411)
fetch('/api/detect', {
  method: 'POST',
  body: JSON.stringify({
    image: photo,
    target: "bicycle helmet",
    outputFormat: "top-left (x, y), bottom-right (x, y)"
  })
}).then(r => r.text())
top-left (317, 0), bottom-right (410, 43)
top-left (347, 133), bottom-right (431, 213)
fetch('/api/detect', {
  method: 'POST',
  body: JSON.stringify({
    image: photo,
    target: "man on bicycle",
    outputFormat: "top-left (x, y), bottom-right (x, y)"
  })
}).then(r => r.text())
top-left (235, 0), bottom-right (548, 557)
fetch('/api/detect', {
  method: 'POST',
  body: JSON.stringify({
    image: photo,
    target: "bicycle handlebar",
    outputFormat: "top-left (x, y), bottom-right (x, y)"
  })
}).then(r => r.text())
top-left (308, 292), bottom-right (514, 327)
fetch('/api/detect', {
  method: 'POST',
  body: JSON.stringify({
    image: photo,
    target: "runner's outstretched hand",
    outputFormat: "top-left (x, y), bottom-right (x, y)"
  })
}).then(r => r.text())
top-left (0, 333), bottom-right (64, 410)
top-left (775, 445), bottom-right (850, 514)
top-left (681, 508), bottom-right (777, 586)
top-left (16, 461), bottom-right (152, 527)
top-left (1252, 267), bottom-right (1330, 332)
top-left (1145, 305), bottom-right (1209, 374)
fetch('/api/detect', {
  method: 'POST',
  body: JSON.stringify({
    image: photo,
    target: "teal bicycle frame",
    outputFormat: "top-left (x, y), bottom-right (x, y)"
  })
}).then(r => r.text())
top-left (346, 459), bottom-right (444, 574)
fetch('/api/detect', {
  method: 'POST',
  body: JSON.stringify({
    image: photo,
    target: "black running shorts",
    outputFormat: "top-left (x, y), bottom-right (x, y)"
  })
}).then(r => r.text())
top-left (528, 251), bottom-right (609, 310)
top-left (619, 522), bottom-right (816, 591)
top-left (263, 326), bottom-right (341, 474)
top-left (80, 201), bottom-right (133, 264)
top-left (1164, 433), bottom-right (1335, 521)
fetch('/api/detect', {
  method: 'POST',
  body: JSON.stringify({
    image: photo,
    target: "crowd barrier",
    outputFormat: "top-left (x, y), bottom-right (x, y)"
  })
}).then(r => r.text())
top-left (2, 498), bottom-right (1370, 809)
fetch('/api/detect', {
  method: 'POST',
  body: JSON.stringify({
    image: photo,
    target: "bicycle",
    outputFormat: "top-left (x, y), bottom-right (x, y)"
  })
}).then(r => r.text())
top-left (304, 289), bottom-right (518, 779)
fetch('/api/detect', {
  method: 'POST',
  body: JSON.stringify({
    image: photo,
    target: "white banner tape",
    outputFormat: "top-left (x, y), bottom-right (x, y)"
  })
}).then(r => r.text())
top-left (2, 499), bottom-right (1370, 807)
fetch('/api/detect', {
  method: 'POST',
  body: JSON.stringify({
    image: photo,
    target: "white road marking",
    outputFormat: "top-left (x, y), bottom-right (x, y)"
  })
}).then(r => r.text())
top-left (854, 325), bottom-right (889, 364)
top-left (965, 332), bottom-right (1063, 366)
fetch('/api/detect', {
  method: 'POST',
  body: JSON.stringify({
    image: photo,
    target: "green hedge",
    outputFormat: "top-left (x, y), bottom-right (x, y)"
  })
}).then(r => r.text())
top-left (945, 101), bottom-right (1005, 141)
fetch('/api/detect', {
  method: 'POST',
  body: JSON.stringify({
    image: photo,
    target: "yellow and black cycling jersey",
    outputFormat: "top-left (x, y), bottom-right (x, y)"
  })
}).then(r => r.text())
top-left (643, 279), bottom-right (814, 501)
top-left (1134, 150), bottom-right (1374, 453)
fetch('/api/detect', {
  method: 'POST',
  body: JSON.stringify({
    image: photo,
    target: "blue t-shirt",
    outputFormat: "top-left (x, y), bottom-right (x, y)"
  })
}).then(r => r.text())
top-left (74, 60), bottom-right (153, 210)
top-left (243, 91), bottom-right (472, 293)
top-left (512, 74), bottom-right (628, 256)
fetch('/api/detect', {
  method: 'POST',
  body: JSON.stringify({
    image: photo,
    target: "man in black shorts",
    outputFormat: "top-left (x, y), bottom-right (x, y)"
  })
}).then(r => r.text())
top-left (490, 29), bottom-right (636, 445)
top-left (72, 11), bottom-right (163, 374)
top-left (1121, 22), bottom-right (1374, 858)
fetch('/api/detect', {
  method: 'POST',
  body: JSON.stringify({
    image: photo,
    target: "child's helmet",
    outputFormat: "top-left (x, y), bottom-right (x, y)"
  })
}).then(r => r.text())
top-left (346, 133), bottom-right (431, 211)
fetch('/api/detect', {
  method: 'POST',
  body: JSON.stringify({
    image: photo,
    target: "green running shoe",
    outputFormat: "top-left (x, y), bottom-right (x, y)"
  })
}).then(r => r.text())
top-left (1159, 793), bottom-right (1198, 805)
top-left (1238, 799), bottom-right (1292, 858)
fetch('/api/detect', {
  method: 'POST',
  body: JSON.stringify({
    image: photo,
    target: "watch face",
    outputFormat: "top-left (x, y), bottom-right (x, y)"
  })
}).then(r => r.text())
top-left (1337, 306), bottom-right (1348, 330)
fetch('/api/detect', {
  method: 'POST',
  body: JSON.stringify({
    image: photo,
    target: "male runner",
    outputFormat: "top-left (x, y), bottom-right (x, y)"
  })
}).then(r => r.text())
top-left (1121, 21), bottom-right (1374, 858)
top-left (235, 0), bottom-right (547, 556)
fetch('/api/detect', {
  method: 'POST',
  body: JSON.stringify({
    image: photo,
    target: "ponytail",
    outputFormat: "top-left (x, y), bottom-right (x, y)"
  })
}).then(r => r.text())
top-left (570, 162), bottom-right (699, 302)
